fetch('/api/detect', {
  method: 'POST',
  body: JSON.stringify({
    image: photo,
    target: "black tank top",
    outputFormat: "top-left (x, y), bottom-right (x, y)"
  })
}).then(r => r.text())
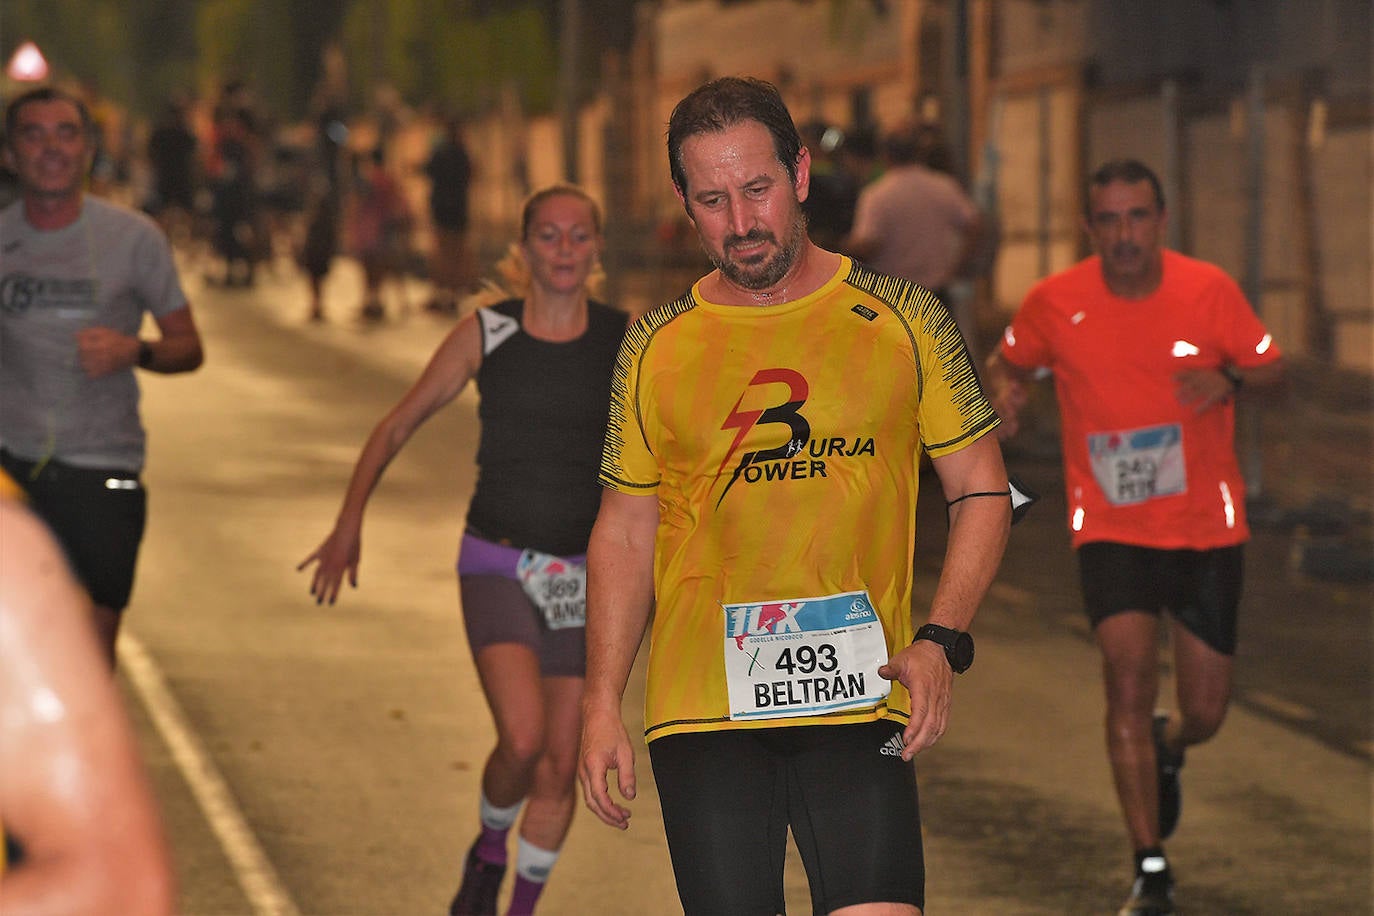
top-left (466, 298), bottom-right (627, 555)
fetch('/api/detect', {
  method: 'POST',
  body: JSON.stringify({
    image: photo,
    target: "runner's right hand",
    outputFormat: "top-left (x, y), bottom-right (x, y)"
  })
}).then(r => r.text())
top-left (578, 702), bottom-right (637, 830)
top-left (297, 526), bottom-right (361, 605)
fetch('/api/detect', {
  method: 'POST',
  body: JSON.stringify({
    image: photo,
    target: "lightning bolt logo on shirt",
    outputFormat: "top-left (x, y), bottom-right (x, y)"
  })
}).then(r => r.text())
top-left (714, 368), bottom-right (811, 506)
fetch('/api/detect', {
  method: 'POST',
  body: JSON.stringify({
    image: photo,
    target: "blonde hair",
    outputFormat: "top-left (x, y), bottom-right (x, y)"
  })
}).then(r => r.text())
top-left (460, 185), bottom-right (606, 311)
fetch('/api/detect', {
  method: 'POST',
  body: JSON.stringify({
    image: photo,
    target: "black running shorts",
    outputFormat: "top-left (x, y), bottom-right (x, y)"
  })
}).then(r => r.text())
top-left (1077, 541), bottom-right (1243, 655)
top-left (1, 450), bottom-right (146, 612)
top-left (648, 720), bottom-right (924, 915)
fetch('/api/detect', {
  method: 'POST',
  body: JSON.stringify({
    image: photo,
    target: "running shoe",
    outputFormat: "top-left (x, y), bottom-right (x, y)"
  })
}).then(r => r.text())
top-left (1118, 862), bottom-right (1175, 916)
top-left (1154, 712), bottom-right (1185, 839)
top-left (448, 844), bottom-right (506, 915)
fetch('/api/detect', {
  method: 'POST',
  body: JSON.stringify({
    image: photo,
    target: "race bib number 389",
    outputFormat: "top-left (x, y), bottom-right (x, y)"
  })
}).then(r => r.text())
top-left (722, 590), bottom-right (890, 721)
top-left (517, 550), bottom-right (586, 630)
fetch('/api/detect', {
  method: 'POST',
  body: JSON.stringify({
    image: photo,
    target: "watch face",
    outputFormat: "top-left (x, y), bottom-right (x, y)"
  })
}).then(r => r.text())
top-left (917, 625), bottom-right (974, 673)
top-left (951, 632), bottom-right (975, 672)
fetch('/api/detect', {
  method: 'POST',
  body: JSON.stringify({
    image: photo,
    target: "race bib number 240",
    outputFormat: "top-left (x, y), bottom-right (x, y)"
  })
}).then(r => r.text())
top-left (1087, 422), bottom-right (1187, 506)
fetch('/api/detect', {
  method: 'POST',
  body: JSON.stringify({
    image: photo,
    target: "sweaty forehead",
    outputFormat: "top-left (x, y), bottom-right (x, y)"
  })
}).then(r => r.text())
top-left (680, 122), bottom-right (784, 193)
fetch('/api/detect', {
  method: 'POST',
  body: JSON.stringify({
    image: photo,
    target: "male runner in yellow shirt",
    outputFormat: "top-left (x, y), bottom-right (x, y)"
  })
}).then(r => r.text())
top-left (579, 77), bottom-right (1011, 915)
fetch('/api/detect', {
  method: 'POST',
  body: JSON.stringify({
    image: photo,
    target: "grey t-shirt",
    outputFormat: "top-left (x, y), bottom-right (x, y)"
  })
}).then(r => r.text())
top-left (0, 196), bottom-right (188, 470)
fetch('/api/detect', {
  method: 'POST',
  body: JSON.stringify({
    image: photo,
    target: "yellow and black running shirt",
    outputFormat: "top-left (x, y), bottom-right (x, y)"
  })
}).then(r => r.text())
top-left (600, 257), bottom-right (998, 742)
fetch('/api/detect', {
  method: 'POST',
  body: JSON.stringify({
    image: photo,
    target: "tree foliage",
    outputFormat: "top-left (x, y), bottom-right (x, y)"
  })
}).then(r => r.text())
top-left (4, 0), bottom-right (133, 106)
top-left (2, 0), bottom-right (587, 121)
top-left (339, 0), bottom-right (558, 117)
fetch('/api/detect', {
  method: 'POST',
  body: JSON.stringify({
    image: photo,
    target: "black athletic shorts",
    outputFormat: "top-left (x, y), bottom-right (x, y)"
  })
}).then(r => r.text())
top-left (1, 450), bottom-right (146, 612)
top-left (648, 720), bottom-right (923, 915)
top-left (1077, 541), bottom-right (1244, 655)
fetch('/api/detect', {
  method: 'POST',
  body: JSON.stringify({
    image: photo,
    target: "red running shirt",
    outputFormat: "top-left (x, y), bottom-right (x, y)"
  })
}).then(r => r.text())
top-left (1001, 250), bottom-right (1281, 549)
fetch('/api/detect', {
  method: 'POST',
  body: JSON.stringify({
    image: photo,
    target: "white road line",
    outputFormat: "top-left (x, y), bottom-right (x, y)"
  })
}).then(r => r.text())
top-left (119, 633), bottom-right (300, 916)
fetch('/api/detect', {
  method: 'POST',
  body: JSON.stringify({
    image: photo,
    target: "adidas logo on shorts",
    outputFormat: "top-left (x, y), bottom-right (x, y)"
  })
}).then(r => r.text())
top-left (879, 731), bottom-right (906, 757)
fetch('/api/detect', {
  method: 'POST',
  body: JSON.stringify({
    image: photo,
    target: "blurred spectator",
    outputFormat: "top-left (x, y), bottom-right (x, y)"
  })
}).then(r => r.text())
top-left (346, 147), bottom-right (413, 321)
top-left (798, 121), bottom-right (859, 252)
top-left (297, 178), bottom-right (341, 322)
top-left (313, 95), bottom-right (349, 194)
top-left (144, 97), bottom-right (199, 242)
top-left (208, 106), bottom-right (261, 287)
top-left (840, 123), bottom-right (882, 186)
top-left (844, 121), bottom-right (982, 297)
top-left (423, 116), bottom-right (475, 315)
top-left (258, 140), bottom-right (313, 263)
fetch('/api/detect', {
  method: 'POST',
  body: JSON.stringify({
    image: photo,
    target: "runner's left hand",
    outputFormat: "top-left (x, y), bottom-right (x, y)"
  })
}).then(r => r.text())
top-left (75, 327), bottom-right (140, 378)
top-left (1174, 367), bottom-right (1233, 413)
top-left (878, 640), bottom-right (953, 760)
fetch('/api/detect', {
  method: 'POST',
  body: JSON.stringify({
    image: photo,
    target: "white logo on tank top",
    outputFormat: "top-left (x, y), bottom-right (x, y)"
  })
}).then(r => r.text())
top-left (478, 308), bottom-right (520, 355)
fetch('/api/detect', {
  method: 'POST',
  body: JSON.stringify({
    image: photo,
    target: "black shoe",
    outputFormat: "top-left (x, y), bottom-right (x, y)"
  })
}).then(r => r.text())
top-left (448, 845), bottom-right (505, 915)
top-left (1118, 861), bottom-right (1174, 916)
top-left (1154, 712), bottom-right (1185, 839)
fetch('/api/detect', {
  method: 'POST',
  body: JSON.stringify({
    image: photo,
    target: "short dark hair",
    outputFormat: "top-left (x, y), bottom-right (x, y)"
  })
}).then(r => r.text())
top-left (883, 122), bottom-right (948, 167)
top-left (520, 183), bottom-right (602, 239)
top-left (5, 86), bottom-right (95, 145)
top-left (1087, 159), bottom-right (1165, 215)
top-left (666, 76), bottom-right (803, 198)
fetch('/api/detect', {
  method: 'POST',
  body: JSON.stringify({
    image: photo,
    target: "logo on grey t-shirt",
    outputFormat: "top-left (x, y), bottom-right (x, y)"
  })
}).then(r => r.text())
top-left (1, 273), bottom-right (98, 315)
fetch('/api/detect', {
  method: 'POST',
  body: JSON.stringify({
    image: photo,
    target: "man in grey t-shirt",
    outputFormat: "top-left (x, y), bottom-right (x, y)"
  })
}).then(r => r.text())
top-left (1, 87), bottom-right (204, 665)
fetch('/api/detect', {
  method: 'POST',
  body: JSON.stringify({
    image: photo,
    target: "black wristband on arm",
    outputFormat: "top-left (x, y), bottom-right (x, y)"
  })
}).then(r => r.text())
top-left (137, 341), bottom-right (155, 369)
top-left (945, 490), bottom-right (1010, 508)
top-left (943, 475), bottom-right (1039, 526)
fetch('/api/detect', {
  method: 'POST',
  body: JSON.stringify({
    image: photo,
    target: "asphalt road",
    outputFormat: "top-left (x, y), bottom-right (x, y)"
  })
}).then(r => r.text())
top-left (121, 257), bottom-right (1371, 914)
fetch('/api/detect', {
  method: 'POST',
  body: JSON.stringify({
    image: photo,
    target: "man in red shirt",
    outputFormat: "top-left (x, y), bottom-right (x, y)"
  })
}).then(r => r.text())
top-left (987, 160), bottom-right (1283, 916)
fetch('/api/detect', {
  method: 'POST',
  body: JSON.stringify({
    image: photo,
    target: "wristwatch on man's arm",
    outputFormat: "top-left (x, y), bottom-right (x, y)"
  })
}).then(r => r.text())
top-left (913, 623), bottom-right (975, 674)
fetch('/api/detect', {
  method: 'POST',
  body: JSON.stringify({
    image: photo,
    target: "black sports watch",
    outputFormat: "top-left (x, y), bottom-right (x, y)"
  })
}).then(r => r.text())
top-left (913, 624), bottom-right (975, 674)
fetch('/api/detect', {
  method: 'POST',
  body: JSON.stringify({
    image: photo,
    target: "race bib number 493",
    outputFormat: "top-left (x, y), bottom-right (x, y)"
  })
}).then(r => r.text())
top-left (722, 590), bottom-right (890, 721)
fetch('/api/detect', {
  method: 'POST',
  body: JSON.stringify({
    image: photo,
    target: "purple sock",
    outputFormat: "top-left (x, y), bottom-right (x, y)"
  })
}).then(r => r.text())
top-left (505, 875), bottom-right (545, 915)
top-left (475, 824), bottom-right (509, 865)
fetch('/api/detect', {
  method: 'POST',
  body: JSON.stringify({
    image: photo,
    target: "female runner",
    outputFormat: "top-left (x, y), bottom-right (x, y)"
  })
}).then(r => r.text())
top-left (300, 184), bottom-right (626, 915)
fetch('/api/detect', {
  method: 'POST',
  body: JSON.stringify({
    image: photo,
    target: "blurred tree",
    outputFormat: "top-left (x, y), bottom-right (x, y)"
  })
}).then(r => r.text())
top-left (2, 0), bottom-right (634, 123)
top-left (196, 0), bottom-right (296, 118)
top-left (286, 0), bottom-right (350, 117)
top-left (130, 3), bottom-right (200, 111)
top-left (340, 0), bottom-right (558, 116)
top-left (4, 0), bottom-right (135, 107)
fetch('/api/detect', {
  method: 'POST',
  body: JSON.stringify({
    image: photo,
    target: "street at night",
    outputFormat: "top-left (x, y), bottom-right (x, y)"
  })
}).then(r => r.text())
top-left (117, 257), bottom-right (1369, 914)
top-left (3, 4), bottom-right (1369, 911)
